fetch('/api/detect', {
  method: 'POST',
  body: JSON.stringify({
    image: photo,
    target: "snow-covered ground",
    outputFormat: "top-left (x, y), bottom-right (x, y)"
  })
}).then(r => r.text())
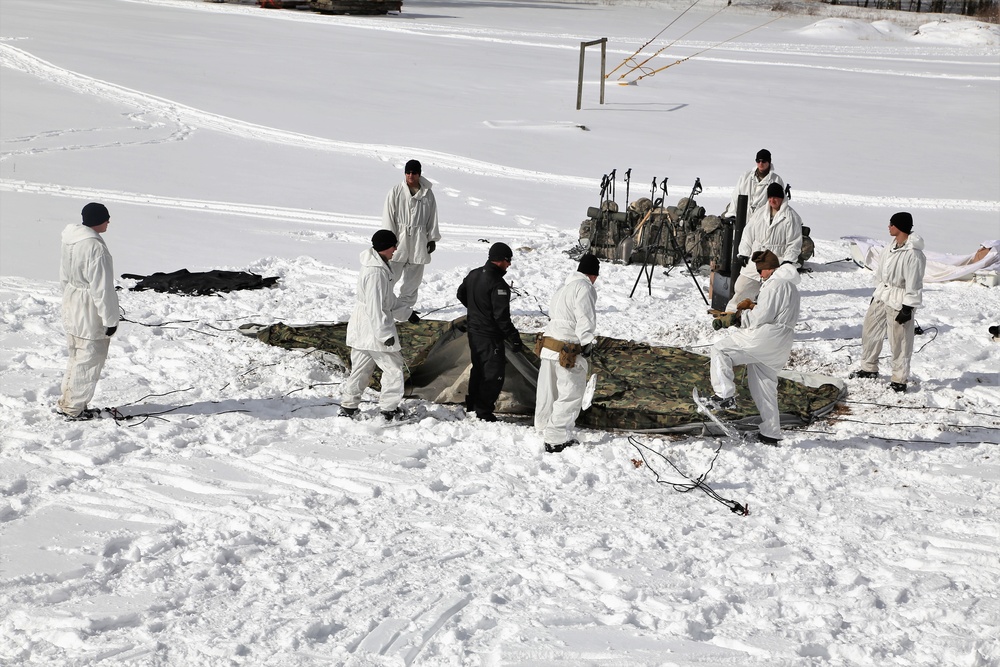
top-left (1, 0), bottom-right (999, 664)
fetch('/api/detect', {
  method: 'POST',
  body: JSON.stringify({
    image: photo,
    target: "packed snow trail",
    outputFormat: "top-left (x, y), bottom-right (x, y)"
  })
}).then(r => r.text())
top-left (2, 43), bottom-right (997, 212)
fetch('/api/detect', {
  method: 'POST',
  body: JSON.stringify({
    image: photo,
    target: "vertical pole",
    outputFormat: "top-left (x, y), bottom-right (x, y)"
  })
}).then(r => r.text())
top-left (599, 38), bottom-right (607, 105)
top-left (577, 42), bottom-right (586, 111)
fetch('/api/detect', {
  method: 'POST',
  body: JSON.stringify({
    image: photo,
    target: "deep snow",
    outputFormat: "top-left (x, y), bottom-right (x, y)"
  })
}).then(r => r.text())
top-left (1, 0), bottom-right (999, 665)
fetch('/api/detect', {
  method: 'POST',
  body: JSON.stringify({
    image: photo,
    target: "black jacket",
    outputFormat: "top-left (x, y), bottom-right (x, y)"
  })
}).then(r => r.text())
top-left (457, 261), bottom-right (520, 344)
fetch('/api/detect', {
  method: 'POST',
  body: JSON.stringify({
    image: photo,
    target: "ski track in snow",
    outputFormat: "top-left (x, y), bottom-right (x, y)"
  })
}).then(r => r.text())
top-left (1, 43), bottom-right (997, 218)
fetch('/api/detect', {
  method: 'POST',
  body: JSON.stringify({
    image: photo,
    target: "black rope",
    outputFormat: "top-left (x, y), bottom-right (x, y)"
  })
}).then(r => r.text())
top-left (628, 435), bottom-right (748, 516)
top-left (509, 284), bottom-right (547, 317)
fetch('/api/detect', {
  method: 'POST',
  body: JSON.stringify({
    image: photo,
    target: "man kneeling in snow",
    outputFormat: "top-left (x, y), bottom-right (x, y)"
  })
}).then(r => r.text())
top-left (57, 202), bottom-right (119, 420)
top-left (707, 249), bottom-right (800, 445)
top-left (339, 230), bottom-right (411, 421)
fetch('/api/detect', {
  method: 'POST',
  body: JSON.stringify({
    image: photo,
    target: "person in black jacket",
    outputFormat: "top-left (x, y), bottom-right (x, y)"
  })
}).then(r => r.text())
top-left (457, 242), bottom-right (524, 421)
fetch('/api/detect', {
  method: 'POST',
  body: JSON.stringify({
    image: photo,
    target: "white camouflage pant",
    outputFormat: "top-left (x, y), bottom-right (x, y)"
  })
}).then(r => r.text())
top-left (859, 298), bottom-right (915, 384)
top-left (58, 334), bottom-right (111, 416)
top-left (534, 355), bottom-right (588, 445)
top-left (710, 341), bottom-right (781, 440)
top-left (724, 272), bottom-right (762, 312)
top-left (392, 262), bottom-right (425, 312)
top-left (340, 348), bottom-right (405, 412)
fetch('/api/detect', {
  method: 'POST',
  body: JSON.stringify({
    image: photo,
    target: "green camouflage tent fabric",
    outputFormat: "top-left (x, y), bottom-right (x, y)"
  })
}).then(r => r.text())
top-left (581, 337), bottom-right (841, 431)
top-left (254, 318), bottom-right (476, 390)
top-left (253, 318), bottom-right (842, 432)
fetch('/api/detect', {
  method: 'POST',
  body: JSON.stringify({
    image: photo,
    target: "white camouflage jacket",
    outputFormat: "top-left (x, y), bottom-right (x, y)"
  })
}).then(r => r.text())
top-left (729, 264), bottom-right (801, 370)
top-left (382, 176), bottom-right (441, 265)
top-left (722, 166), bottom-right (785, 218)
top-left (540, 271), bottom-right (597, 361)
top-left (346, 248), bottom-right (409, 352)
top-left (60, 223), bottom-right (119, 339)
top-left (873, 234), bottom-right (925, 310)
top-left (737, 201), bottom-right (804, 280)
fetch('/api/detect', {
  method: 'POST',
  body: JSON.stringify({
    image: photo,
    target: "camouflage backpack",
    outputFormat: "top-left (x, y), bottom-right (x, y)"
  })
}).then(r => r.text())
top-left (799, 226), bottom-right (815, 264)
top-left (578, 201), bottom-right (634, 262)
top-left (685, 215), bottom-right (727, 269)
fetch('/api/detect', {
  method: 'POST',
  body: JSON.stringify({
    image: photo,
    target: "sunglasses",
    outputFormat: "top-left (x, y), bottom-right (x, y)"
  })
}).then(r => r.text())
top-left (756, 159), bottom-right (769, 163)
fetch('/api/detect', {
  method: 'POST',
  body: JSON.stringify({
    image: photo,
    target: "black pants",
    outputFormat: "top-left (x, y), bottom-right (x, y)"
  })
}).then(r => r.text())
top-left (467, 334), bottom-right (505, 418)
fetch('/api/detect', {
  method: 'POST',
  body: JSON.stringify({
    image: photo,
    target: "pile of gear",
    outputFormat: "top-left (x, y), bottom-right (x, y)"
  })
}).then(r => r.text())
top-left (575, 170), bottom-right (813, 273)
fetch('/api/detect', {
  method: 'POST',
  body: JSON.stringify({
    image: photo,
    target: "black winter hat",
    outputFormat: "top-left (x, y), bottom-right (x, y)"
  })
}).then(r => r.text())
top-left (372, 229), bottom-right (398, 252)
top-left (889, 212), bottom-right (913, 234)
top-left (766, 182), bottom-right (785, 199)
top-left (81, 202), bottom-right (110, 227)
top-left (488, 242), bottom-right (513, 262)
top-left (404, 159), bottom-right (421, 175)
top-left (756, 149), bottom-right (772, 163)
top-left (577, 253), bottom-right (600, 276)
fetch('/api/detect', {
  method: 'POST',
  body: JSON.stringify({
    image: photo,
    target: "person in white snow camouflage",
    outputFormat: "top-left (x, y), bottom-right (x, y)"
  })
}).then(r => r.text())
top-left (534, 254), bottom-right (600, 453)
top-left (58, 202), bottom-right (119, 420)
top-left (851, 212), bottom-right (927, 392)
top-left (339, 230), bottom-right (411, 420)
top-left (725, 181), bottom-right (803, 312)
top-left (721, 149), bottom-right (785, 219)
top-left (708, 249), bottom-right (801, 445)
top-left (382, 159), bottom-right (441, 319)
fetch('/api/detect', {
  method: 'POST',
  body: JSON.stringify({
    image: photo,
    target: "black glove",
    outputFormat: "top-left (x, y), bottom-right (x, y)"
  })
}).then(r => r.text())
top-left (510, 340), bottom-right (524, 354)
top-left (384, 337), bottom-right (395, 347)
top-left (581, 342), bottom-right (594, 357)
top-left (105, 325), bottom-right (117, 337)
top-left (738, 255), bottom-right (749, 267)
top-left (408, 311), bottom-right (421, 324)
top-left (895, 305), bottom-right (913, 324)
top-left (427, 241), bottom-right (436, 254)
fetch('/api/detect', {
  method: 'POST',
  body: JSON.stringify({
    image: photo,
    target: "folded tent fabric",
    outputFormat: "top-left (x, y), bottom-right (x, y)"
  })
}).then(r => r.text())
top-left (251, 317), bottom-right (844, 433)
top-left (845, 237), bottom-right (1000, 283)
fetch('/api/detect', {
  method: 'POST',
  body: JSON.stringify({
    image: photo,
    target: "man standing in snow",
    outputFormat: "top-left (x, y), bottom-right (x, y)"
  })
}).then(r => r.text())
top-left (534, 254), bottom-right (600, 453)
top-left (57, 202), bottom-right (119, 420)
top-left (724, 181), bottom-right (803, 312)
top-left (850, 212), bottom-right (926, 393)
top-left (707, 249), bottom-right (801, 445)
top-left (340, 230), bottom-right (411, 421)
top-left (382, 159), bottom-right (440, 321)
top-left (457, 242), bottom-right (524, 422)
top-left (721, 149), bottom-right (785, 219)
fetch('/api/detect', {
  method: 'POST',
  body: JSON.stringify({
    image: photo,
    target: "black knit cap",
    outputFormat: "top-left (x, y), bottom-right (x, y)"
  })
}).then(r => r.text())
top-left (577, 253), bottom-right (600, 276)
top-left (372, 229), bottom-right (398, 252)
top-left (488, 242), bottom-right (513, 262)
top-left (889, 212), bottom-right (913, 234)
top-left (766, 182), bottom-right (784, 199)
top-left (756, 149), bottom-right (772, 163)
top-left (404, 159), bottom-right (421, 175)
top-left (81, 202), bottom-right (110, 227)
